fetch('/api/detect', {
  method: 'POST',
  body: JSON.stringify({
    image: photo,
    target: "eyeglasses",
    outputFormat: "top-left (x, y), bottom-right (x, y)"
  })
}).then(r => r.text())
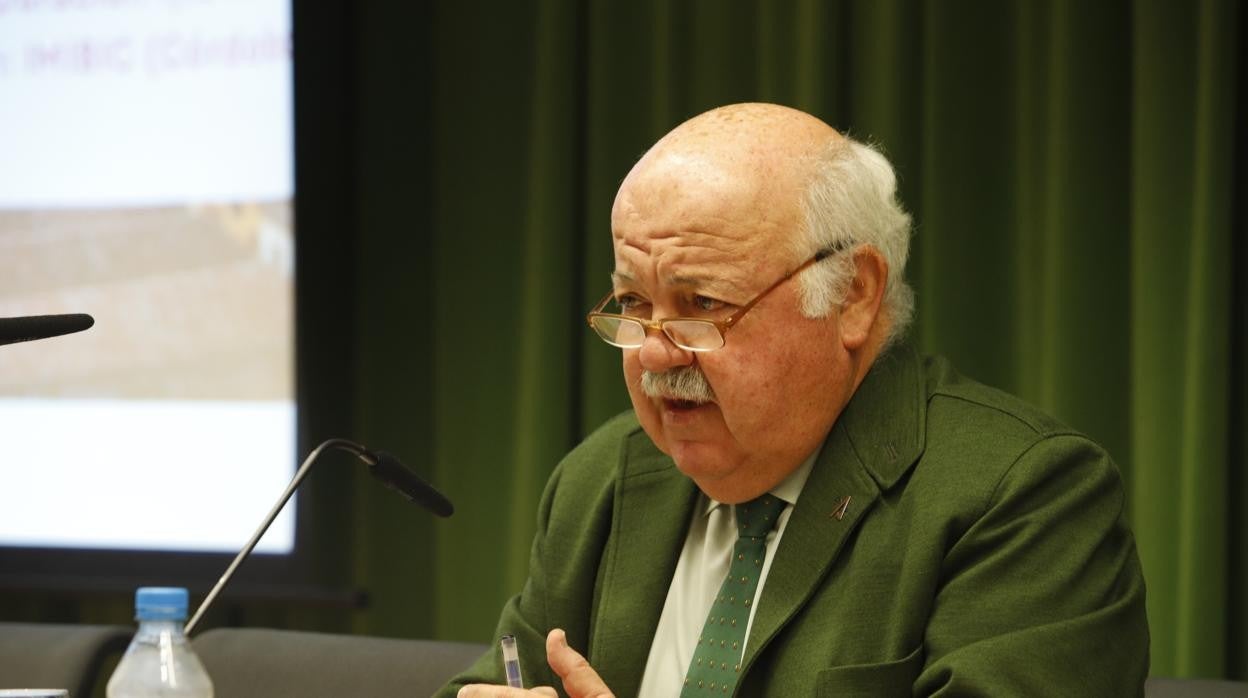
top-left (586, 240), bottom-right (853, 352)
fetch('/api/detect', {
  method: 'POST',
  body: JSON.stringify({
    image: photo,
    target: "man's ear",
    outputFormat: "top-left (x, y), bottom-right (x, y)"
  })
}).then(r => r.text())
top-left (838, 247), bottom-right (888, 350)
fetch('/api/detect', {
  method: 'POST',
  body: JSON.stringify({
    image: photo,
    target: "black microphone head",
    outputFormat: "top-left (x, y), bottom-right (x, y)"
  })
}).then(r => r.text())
top-left (0, 313), bottom-right (94, 347)
top-left (366, 450), bottom-right (454, 518)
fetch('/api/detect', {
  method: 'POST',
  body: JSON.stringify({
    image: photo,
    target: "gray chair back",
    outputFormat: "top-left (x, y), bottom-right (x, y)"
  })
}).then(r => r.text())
top-left (1146, 678), bottom-right (1248, 697)
top-left (0, 622), bottom-right (132, 697)
top-left (192, 627), bottom-right (486, 698)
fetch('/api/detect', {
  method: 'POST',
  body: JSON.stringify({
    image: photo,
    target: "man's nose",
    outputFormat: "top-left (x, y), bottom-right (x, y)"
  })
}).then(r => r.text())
top-left (637, 326), bottom-right (694, 373)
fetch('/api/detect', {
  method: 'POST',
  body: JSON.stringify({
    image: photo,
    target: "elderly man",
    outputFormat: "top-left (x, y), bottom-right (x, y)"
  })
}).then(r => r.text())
top-left (445, 103), bottom-right (1148, 697)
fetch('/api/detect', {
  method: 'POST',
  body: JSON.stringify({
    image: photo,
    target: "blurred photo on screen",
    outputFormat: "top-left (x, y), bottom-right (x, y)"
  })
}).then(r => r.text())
top-left (0, 0), bottom-right (296, 554)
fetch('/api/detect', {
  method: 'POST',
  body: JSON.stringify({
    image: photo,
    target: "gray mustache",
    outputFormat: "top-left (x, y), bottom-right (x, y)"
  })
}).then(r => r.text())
top-left (641, 366), bottom-right (716, 402)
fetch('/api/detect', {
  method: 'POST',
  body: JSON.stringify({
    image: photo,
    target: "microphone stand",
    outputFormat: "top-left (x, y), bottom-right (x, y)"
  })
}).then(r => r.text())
top-left (184, 438), bottom-right (375, 635)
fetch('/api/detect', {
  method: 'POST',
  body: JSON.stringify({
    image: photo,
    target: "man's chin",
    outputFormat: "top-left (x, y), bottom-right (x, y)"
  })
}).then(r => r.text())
top-left (667, 439), bottom-right (730, 476)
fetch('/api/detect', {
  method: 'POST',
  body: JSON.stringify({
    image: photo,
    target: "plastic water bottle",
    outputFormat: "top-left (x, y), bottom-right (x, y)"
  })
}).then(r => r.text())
top-left (106, 587), bottom-right (214, 698)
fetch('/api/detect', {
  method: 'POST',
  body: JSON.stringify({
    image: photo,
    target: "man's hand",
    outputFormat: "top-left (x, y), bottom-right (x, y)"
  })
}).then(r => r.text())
top-left (457, 629), bottom-right (614, 698)
top-left (544, 628), bottom-right (614, 698)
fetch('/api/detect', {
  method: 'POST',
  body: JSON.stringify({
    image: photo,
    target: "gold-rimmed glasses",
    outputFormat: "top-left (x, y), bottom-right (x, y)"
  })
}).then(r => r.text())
top-left (586, 241), bottom-right (852, 352)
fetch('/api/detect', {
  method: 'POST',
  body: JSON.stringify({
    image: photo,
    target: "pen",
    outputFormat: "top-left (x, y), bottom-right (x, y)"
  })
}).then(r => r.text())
top-left (500, 634), bottom-right (524, 689)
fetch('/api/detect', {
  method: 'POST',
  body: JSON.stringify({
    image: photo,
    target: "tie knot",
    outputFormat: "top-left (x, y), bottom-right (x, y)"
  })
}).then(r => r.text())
top-left (736, 493), bottom-right (787, 539)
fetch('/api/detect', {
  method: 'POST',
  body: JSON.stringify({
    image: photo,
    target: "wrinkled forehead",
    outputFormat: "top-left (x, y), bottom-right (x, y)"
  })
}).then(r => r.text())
top-left (607, 104), bottom-right (841, 286)
top-left (614, 150), bottom-right (789, 225)
top-left (609, 148), bottom-right (805, 286)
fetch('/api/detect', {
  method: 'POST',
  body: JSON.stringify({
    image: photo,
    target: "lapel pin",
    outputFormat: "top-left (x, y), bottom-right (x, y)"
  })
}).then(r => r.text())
top-left (830, 495), bottom-right (852, 521)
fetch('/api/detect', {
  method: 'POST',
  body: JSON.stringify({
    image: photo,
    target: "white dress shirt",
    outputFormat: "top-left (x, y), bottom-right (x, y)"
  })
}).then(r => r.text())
top-left (636, 452), bottom-right (817, 697)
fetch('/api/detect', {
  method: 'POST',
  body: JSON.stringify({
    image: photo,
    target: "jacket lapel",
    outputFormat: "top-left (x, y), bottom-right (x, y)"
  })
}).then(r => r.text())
top-left (741, 346), bottom-right (927, 673)
top-left (589, 430), bottom-right (698, 697)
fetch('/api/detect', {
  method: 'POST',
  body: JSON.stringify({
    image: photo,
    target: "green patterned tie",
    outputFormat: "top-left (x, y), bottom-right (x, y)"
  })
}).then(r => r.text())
top-left (681, 493), bottom-right (788, 696)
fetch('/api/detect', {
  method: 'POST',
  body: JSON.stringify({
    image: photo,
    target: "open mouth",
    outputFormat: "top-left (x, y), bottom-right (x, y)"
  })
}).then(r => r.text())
top-left (664, 398), bottom-right (706, 411)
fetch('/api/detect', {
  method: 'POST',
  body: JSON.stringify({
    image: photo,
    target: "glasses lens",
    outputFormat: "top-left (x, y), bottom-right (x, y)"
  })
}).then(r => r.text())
top-left (590, 315), bottom-right (646, 347)
top-left (664, 320), bottom-right (724, 351)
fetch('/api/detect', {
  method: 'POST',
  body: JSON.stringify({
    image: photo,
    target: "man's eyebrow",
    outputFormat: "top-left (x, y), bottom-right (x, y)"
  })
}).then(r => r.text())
top-left (610, 270), bottom-right (737, 295)
top-left (668, 273), bottom-right (714, 288)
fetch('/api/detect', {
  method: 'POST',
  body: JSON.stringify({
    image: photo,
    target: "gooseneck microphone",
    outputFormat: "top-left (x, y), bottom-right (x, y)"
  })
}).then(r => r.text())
top-left (184, 438), bottom-right (453, 635)
top-left (0, 313), bottom-right (94, 346)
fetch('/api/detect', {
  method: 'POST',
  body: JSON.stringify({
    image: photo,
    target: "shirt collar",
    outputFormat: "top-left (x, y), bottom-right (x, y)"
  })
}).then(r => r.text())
top-left (702, 445), bottom-right (820, 516)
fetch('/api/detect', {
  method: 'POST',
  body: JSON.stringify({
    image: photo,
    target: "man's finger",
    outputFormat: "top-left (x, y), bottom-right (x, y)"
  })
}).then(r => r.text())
top-left (545, 628), bottom-right (615, 698)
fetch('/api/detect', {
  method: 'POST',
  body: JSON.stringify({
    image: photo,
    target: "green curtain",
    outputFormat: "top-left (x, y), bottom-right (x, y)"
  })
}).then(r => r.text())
top-left (343, 0), bottom-right (1243, 679)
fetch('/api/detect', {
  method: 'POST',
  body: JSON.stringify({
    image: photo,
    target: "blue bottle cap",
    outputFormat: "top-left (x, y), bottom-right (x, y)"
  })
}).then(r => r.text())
top-left (135, 586), bottom-right (189, 621)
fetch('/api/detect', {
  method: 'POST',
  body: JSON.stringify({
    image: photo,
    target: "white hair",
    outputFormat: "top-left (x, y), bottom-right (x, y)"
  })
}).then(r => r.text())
top-left (793, 137), bottom-right (915, 347)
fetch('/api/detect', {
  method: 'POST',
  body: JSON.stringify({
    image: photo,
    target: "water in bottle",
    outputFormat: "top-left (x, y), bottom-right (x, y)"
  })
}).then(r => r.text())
top-left (106, 587), bottom-right (214, 698)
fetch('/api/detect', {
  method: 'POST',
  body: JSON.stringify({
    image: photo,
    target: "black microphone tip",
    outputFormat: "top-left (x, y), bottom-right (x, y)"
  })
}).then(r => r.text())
top-left (0, 313), bottom-right (95, 346)
top-left (367, 451), bottom-right (455, 518)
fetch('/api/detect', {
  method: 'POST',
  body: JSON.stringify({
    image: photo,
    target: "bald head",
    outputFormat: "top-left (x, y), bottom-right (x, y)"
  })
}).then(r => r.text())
top-left (648, 102), bottom-right (843, 162)
top-left (613, 102), bottom-right (913, 348)
top-left (615, 104), bottom-right (843, 242)
top-left (612, 104), bottom-right (849, 290)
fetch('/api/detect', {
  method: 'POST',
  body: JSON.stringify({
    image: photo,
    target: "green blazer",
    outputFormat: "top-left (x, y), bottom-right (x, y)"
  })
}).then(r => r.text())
top-left (439, 346), bottom-right (1149, 697)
